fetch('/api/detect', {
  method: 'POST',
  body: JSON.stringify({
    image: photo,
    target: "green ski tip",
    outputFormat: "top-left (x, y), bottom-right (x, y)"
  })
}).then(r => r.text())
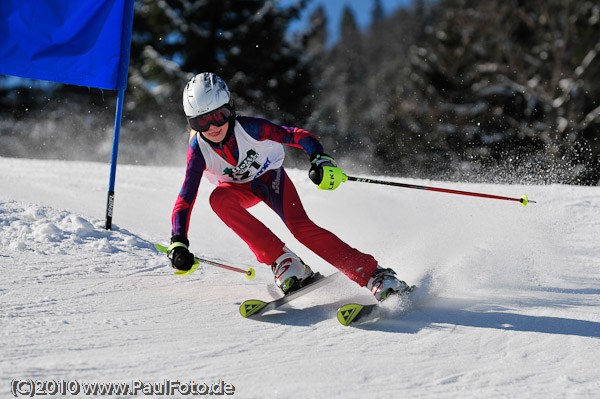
top-left (240, 300), bottom-right (268, 318)
top-left (337, 304), bottom-right (365, 326)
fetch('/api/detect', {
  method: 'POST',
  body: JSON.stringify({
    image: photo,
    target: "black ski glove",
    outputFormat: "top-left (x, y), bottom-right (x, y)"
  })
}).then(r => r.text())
top-left (168, 235), bottom-right (196, 271)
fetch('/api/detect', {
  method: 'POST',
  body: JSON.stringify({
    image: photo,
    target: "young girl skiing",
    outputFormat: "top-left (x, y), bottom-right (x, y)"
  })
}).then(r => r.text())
top-left (167, 72), bottom-right (409, 301)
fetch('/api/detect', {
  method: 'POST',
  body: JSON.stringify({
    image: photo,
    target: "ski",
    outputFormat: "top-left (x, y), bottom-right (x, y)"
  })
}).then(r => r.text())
top-left (337, 285), bottom-right (417, 326)
top-left (240, 272), bottom-right (341, 318)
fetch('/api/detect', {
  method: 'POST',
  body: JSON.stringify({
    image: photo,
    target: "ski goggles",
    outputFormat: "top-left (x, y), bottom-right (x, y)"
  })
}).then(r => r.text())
top-left (187, 104), bottom-right (233, 132)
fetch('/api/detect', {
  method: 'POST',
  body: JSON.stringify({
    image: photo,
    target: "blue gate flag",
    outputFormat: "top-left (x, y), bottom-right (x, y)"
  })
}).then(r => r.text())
top-left (0, 0), bottom-right (133, 90)
top-left (0, 0), bottom-right (135, 230)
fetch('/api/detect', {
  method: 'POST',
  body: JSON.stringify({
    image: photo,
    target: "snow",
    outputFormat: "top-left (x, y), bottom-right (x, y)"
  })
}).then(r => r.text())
top-left (1, 155), bottom-right (599, 398)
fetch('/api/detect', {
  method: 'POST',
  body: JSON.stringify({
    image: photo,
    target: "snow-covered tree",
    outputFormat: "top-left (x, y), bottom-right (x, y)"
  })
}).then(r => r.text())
top-left (405, 0), bottom-right (600, 183)
top-left (130, 0), bottom-right (311, 123)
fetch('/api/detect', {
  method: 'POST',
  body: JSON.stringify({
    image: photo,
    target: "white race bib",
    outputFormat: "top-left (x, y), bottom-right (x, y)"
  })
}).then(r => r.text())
top-left (197, 120), bottom-right (285, 184)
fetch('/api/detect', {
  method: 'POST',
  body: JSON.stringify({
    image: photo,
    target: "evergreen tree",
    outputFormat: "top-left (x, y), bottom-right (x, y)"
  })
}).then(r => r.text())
top-left (406, 0), bottom-right (600, 183)
top-left (306, 2), bottom-right (426, 171)
top-left (367, 5), bottom-right (430, 176)
top-left (130, 0), bottom-right (312, 124)
top-left (311, 6), bottom-right (367, 154)
top-left (371, 0), bottom-right (385, 24)
top-left (303, 6), bottom-right (328, 58)
top-left (300, 6), bottom-right (330, 136)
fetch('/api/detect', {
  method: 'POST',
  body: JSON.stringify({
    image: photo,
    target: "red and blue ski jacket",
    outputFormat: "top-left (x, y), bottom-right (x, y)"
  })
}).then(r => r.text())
top-left (171, 116), bottom-right (323, 237)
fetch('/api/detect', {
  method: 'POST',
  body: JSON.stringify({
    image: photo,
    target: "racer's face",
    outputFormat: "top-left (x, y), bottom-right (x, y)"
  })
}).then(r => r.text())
top-left (200, 121), bottom-right (229, 143)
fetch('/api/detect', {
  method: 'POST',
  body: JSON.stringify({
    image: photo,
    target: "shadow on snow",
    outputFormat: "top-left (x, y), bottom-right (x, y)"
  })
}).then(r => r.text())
top-left (249, 300), bottom-right (600, 339)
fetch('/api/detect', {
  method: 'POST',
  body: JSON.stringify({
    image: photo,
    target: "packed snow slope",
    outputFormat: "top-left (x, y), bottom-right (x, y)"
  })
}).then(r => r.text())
top-left (1, 156), bottom-right (599, 398)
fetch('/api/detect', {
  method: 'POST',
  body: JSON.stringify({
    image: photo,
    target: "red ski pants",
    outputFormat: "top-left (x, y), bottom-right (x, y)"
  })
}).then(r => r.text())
top-left (209, 167), bottom-right (378, 287)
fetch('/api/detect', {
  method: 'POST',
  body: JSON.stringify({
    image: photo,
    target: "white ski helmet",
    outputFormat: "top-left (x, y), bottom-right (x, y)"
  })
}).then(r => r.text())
top-left (182, 72), bottom-right (232, 118)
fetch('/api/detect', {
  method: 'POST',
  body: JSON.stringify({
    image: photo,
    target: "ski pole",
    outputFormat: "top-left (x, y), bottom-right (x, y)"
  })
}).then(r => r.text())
top-left (155, 244), bottom-right (256, 278)
top-left (342, 174), bottom-right (536, 206)
top-left (195, 257), bottom-right (256, 279)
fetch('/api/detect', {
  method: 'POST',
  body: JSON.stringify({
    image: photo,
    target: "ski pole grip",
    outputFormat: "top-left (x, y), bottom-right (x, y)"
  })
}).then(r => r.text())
top-left (317, 167), bottom-right (345, 190)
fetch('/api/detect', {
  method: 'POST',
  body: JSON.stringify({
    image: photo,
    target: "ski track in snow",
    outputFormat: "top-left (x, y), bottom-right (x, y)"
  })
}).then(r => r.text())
top-left (1, 156), bottom-right (599, 398)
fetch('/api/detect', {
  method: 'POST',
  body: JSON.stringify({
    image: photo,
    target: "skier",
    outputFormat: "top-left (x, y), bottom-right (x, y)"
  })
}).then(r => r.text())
top-left (167, 72), bottom-right (410, 301)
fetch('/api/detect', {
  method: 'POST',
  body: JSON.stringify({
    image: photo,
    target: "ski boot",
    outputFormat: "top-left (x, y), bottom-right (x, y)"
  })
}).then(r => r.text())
top-left (271, 247), bottom-right (314, 295)
top-left (367, 267), bottom-right (410, 301)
